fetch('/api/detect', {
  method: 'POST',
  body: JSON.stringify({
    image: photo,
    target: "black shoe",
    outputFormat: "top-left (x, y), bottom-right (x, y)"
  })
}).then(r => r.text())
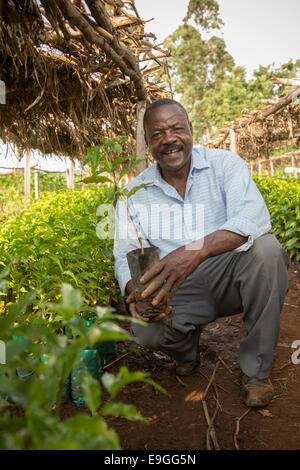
top-left (175, 359), bottom-right (200, 376)
top-left (241, 374), bottom-right (274, 407)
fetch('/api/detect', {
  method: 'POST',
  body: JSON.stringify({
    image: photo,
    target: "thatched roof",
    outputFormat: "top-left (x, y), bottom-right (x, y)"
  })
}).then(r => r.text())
top-left (0, 0), bottom-right (170, 159)
top-left (207, 78), bottom-right (300, 161)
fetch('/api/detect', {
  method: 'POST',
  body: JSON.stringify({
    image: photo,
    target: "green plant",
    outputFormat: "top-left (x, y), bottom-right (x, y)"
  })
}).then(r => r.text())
top-left (83, 136), bottom-right (151, 254)
top-left (0, 279), bottom-right (165, 450)
top-left (254, 176), bottom-right (300, 262)
top-left (82, 136), bottom-right (145, 203)
top-left (0, 186), bottom-right (117, 311)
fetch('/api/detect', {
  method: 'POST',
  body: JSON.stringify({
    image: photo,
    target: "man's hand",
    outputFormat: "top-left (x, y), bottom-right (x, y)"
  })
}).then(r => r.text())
top-left (139, 230), bottom-right (248, 306)
top-left (128, 302), bottom-right (173, 323)
top-left (125, 280), bottom-right (172, 323)
top-left (139, 245), bottom-right (203, 306)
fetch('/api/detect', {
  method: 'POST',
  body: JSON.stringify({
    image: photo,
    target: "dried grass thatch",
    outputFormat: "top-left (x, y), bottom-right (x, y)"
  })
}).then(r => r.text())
top-left (0, 0), bottom-right (170, 159)
top-left (207, 78), bottom-right (300, 161)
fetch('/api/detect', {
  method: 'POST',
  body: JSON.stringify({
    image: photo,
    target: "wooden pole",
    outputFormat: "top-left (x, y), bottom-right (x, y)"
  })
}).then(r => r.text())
top-left (34, 170), bottom-right (39, 200)
top-left (270, 160), bottom-right (274, 176)
top-left (69, 159), bottom-right (75, 189)
top-left (230, 129), bottom-right (238, 154)
top-left (24, 148), bottom-right (31, 202)
top-left (66, 168), bottom-right (70, 189)
top-left (135, 100), bottom-right (147, 175)
top-left (258, 162), bottom-right (262, 177)
top-left (291, 156), bottom-right (297, 178)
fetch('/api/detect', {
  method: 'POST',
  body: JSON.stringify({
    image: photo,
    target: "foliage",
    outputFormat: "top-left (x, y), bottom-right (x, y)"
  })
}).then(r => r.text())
top-left (163, 0), bottom-right (300, 142)
top-left (254, 176), bottom-right (300, 262)
top-left (270, 143), bottom-right (300, 158)
top-left (0, 280), bottom-right (164, 450)
top-left (165, 22), bottom-right (234, 142)
top-left (83, 136), bottom-right (150, 252)
top-left (82, 136), bottom-right (145, 202)
top-left (0, 171), bottom-right (84, 218)
top-left (0, 186), bottom-right (117, 312)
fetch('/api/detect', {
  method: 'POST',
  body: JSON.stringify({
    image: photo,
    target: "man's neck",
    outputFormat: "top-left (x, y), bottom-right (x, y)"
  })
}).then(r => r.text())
top-left (158, 158), bottom-right (191, 199)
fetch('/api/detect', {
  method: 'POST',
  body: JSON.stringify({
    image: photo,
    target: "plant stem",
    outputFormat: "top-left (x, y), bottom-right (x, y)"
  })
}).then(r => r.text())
top-left (126, 202), bottom-right (144, 255)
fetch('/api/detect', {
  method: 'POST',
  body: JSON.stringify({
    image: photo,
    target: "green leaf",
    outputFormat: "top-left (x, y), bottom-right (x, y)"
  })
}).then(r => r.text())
top-left (285, 237), bottom-right (299, 248)
top-left (62, 270), bottom-right (79, 286)
top-left (83, 147), bottom-right (100, 174)
top-left (46, 284), bottom-right (82, 319)
top-left (123, 182), bottom-right (153, 199)
top-left (101, 366), bottom-right (149, 399)
top-left (81, 369), bottom-right (101, 415)
top-left (82, 175), bottom-right (113, 185)
top-left (0, 292), bottom-right (36, 334)
top-left (100, 401), bottom-right (147, 422)
top-left (119, 159), bottom-right (146, 179)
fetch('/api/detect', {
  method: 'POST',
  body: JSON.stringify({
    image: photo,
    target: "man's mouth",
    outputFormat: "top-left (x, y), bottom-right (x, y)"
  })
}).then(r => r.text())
top-left (162, 146), bottom-right (183, 156)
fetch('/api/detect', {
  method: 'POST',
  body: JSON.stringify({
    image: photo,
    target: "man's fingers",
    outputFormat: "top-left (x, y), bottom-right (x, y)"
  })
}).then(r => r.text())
top-left (129, 303), bottom-right (150, 323)
top-left (126, 291), bottom-right (136, 304)
top-left (148, 306), bottom-right (173, 323)
top-left (166, 279), bottom-right (183, 302)
top-left (140, 261), bottom-right (164, 285)
top-left (141, 275), bottom-right (166, 299)
top-left (151, 277), bottom-right (176, 306)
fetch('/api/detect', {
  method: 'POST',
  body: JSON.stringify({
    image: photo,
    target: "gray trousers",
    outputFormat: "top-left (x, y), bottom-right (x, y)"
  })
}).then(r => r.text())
top-left (131, 234), bottom-right (290, 379)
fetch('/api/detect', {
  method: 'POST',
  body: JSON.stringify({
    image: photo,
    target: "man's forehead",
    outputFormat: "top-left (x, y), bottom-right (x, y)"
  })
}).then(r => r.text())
top-left (145, 104), bottom-right (189, 128)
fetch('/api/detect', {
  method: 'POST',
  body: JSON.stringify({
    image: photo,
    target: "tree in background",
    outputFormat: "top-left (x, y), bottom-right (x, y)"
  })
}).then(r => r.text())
top-left (165, 0), bottom-right (234, 142)
top-left (164, 0), bottom-right (300, 143)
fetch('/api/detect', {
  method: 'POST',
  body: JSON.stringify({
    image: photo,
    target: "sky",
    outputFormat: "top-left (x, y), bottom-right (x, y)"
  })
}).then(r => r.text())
top-left (136, 0), bottom-right (300, 78)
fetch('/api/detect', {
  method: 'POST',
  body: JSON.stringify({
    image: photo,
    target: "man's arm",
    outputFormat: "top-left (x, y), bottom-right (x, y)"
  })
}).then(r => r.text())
top-left (139, 229), bottom-right (247, 306)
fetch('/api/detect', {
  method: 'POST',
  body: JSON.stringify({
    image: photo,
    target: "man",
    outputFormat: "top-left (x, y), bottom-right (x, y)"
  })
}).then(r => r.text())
top-left (113, 98), bottom-right (290, 408)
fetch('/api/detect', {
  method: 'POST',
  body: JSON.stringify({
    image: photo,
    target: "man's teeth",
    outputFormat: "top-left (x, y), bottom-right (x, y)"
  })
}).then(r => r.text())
top-left (165, 149), bottom-right (180, 154)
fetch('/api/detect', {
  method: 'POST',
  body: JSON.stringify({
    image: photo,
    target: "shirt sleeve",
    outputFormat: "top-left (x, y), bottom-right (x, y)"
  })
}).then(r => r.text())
top-left (218, 152), bottom-right (271, 252)
top-left (113, 197), bottom-right (151, 296)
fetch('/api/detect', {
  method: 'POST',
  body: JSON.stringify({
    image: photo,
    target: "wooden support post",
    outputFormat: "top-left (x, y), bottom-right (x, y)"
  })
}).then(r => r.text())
top-left (24, 148), bottom-right (31, 202)
top-left (69, 159), bottom-right (75, 189)
top-left (135, 100), bottom-right (147, 175)
top-left (291, 155), bottom-right (297, 178)
top-left (66, 168), bottom-right (70, 189)
top-left (230, 129), bottom-right (238, 154)
top-left (270, 160), bottom-right (274, 176)
top-left (34, 170), bottom-right (39, 200)
top-left (258, 162), bottom-right (262, 177)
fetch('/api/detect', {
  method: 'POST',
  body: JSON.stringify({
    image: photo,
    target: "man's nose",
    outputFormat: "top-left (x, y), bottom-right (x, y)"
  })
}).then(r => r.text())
top-left (162, 130), bottom-right (177, 144)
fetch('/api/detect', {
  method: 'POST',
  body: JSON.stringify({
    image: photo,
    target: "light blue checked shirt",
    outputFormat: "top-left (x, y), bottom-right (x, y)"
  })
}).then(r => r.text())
top-left (113, 147), bottom-right (271, 295)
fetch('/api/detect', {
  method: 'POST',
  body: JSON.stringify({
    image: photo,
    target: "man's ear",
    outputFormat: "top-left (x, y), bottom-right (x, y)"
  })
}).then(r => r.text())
top-left (189, 121), bottom-right (193, 135)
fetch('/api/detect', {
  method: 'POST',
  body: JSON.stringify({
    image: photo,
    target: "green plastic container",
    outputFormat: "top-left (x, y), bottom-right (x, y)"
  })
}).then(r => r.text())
top-left (12, 337), bottom-right (69, 404)
top-left (70, 348), bottom-right (103, 407)
top-left (66, 313), bottom-right (116, 407)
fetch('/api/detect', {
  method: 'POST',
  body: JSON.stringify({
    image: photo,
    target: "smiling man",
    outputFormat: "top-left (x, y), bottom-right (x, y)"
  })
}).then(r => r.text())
top-left (113, 98), bottom-right (290, 408)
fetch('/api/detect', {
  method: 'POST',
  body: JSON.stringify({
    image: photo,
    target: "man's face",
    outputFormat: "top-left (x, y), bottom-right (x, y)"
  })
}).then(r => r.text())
top-left (144, 104), bottom-right (193, 172)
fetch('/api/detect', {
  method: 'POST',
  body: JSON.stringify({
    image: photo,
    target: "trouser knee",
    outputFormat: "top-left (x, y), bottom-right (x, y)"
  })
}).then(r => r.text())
top-left (250, 234), bottom-right (290, 269)
top-left (131, 322), bottom-right (162, 350)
